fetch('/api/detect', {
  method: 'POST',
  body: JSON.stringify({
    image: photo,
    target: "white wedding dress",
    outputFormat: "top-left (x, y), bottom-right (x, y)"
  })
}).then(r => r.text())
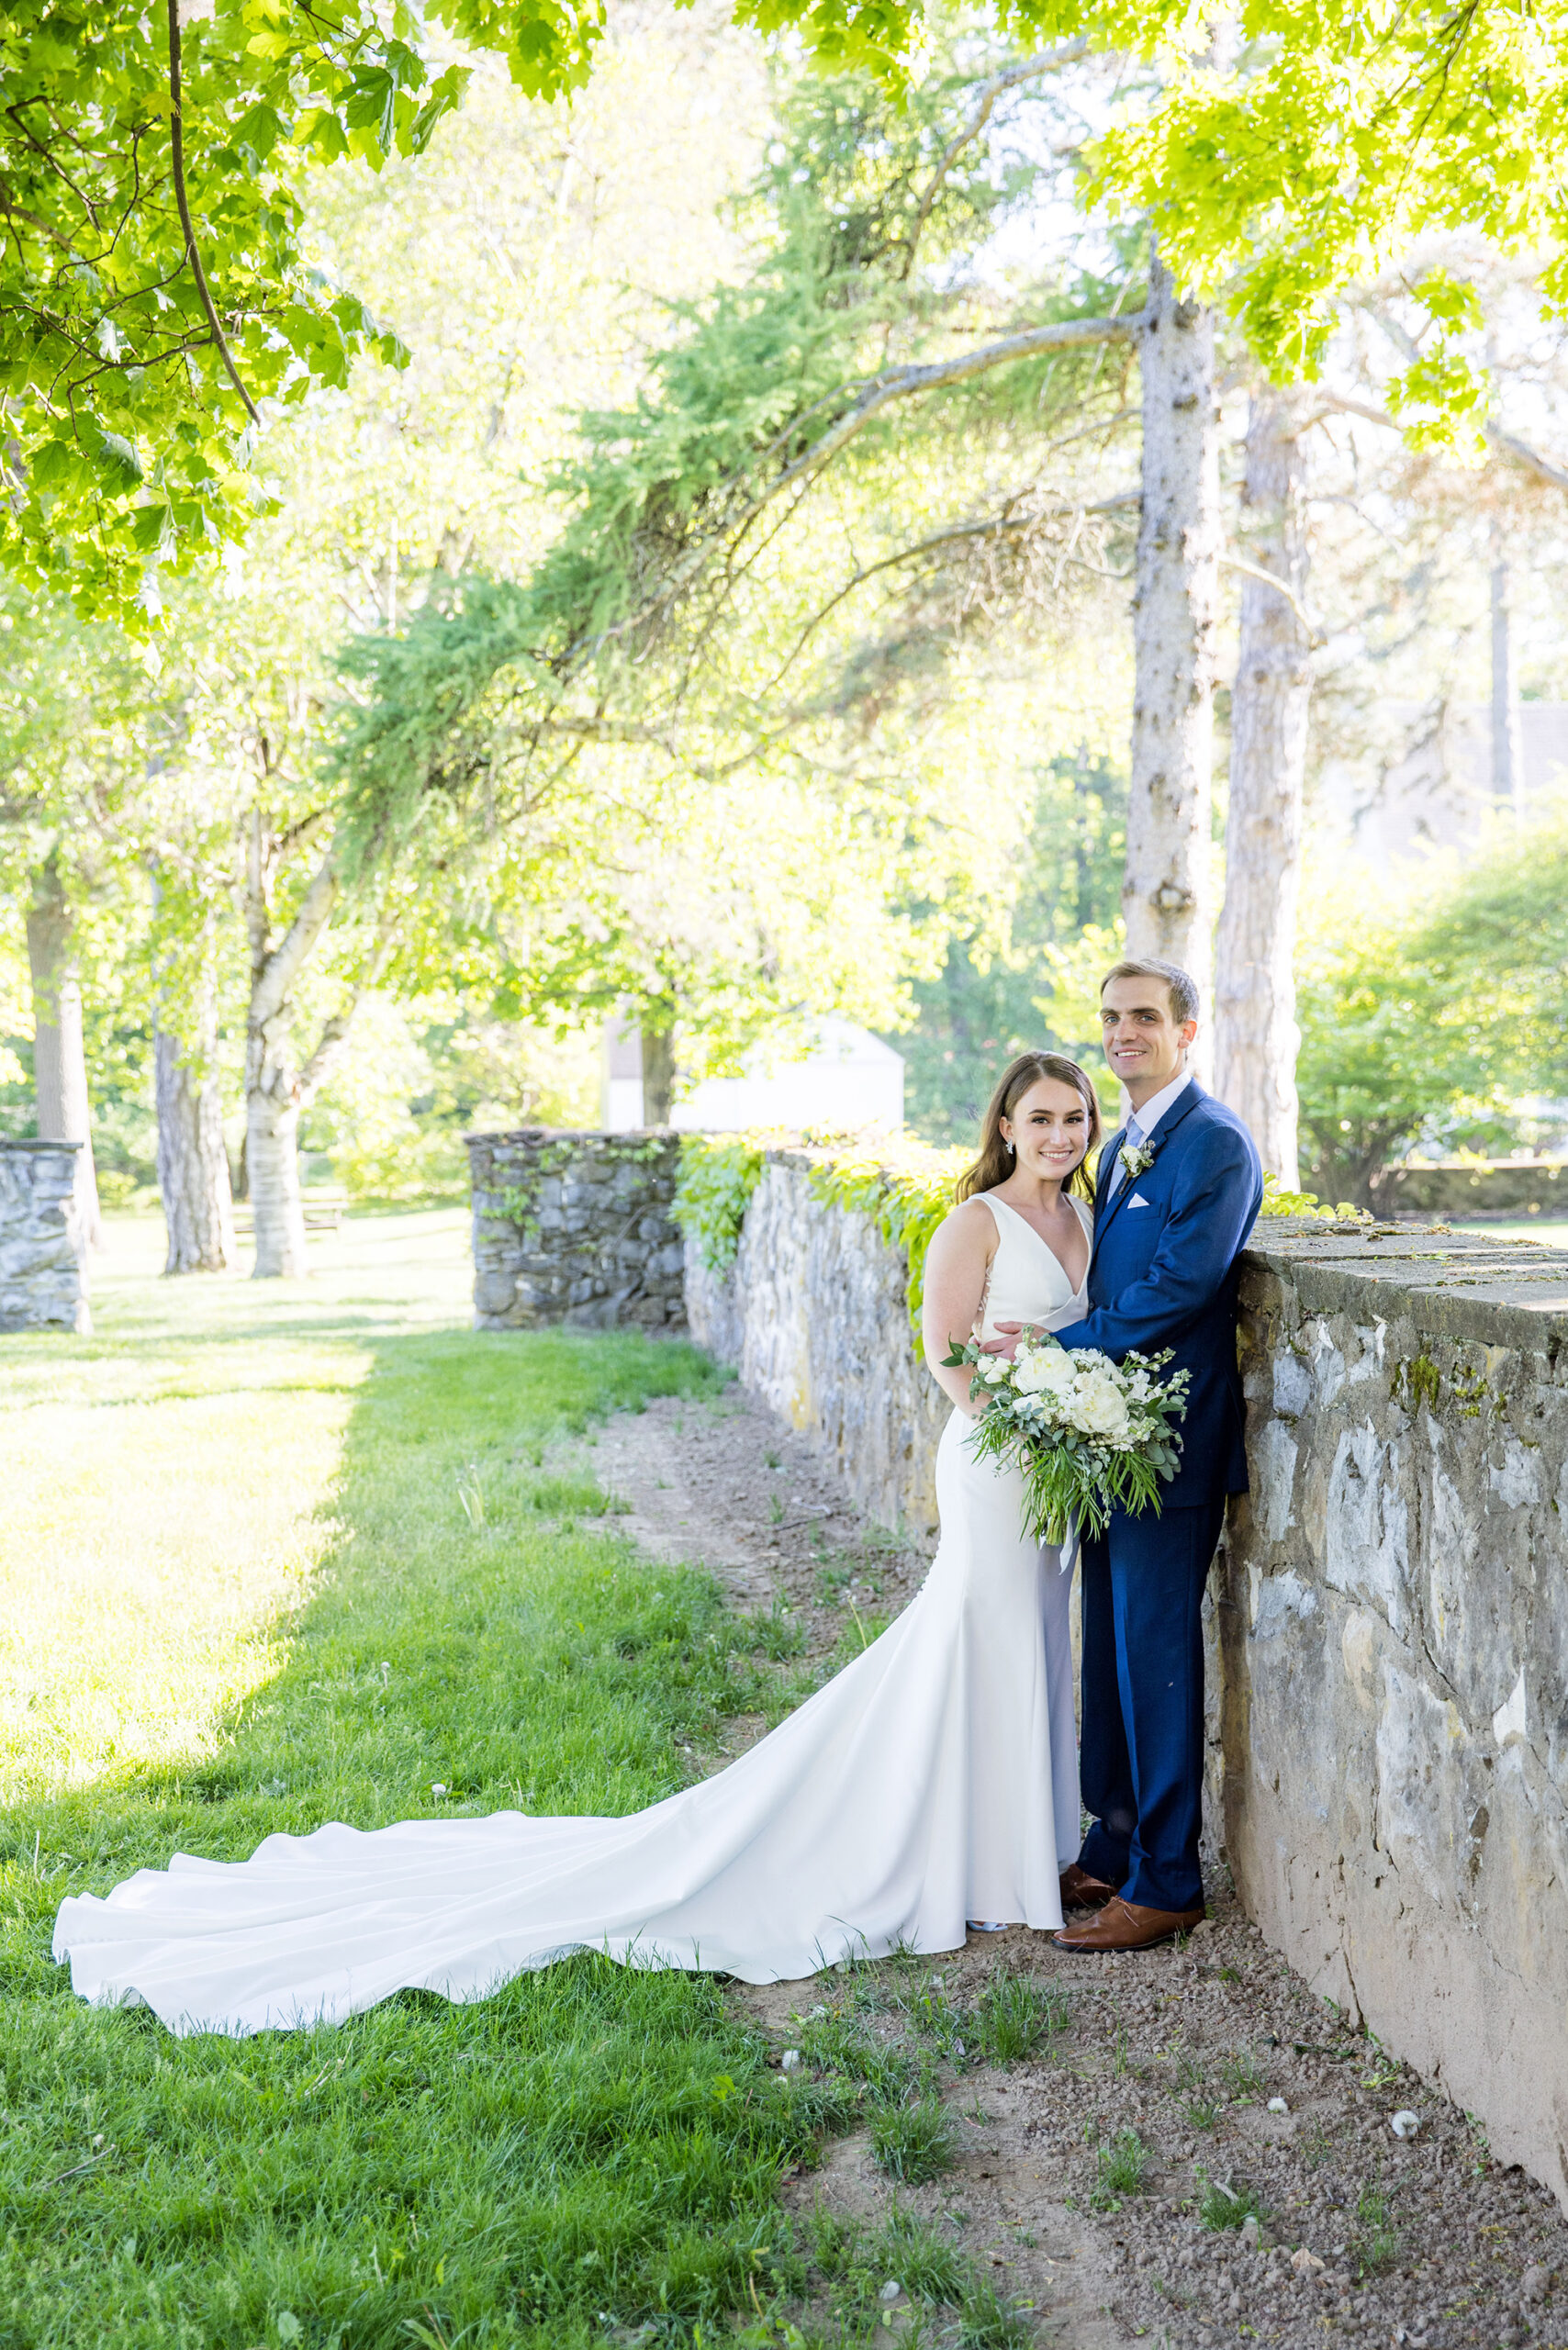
top-left (53, 1193), bottom-right (1090, 2037)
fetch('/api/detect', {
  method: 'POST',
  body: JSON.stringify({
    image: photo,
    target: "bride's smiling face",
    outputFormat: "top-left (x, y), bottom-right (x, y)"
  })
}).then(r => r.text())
top-left (1000, 1079), bottom-right (1091, 1182)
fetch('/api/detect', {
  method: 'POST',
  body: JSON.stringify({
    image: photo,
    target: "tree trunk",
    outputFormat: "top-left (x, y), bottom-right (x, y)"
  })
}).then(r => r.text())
top-left (245, 1077), bottom-right (308, 1279)
top-left (1213, 386), bottom-right (1313, 1186)
top-left (642, 1026), bottom-right (676, 1125)
top-left (26, 860), bottom-right (103, 1249)
top-left (1126, 249), bottom-right (1220, 1075)
top-left (155, 998), bottom-right (235, 1273)
top-left (1490, 520), bottom-right (1523, 815)
top-left (242, 815), bottom-right (342, 1280)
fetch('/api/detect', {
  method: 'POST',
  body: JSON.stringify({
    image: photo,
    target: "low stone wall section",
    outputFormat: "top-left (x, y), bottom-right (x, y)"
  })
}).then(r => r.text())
top-left (465, 1132), bottom-right (1568, 2210)
top-left (0, 1139), bottom-right (91, 1334)
top-left (465, 1129), bottom-right (686, 1331)
top-left (691, 1167), bottom-right (1568, 2214)
top-left (1219, 1219), bottom-right (1568, 2214)
top-left (685, 1153), bottom-right (948, 1538)
top-left (1379, 1157), bottom-right (1568, 1220)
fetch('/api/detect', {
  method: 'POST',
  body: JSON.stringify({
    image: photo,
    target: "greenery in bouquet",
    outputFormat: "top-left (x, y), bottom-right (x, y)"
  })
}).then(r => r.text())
top-left (942, 1333), bottom-right (1191, 1546)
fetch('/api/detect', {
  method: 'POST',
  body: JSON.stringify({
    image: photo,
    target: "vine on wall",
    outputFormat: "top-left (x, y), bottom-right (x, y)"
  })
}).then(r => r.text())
top-left (672, 1135), bottom-right (769, 1272)
top-left (676, 1138), bottom-right (1368, 1335)
top-left (806, 1145), bottom-right (967, 1342)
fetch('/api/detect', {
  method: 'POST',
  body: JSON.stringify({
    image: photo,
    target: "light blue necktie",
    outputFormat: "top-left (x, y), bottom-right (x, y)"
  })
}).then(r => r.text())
top-left (1110, 1114), bottom-right (1144, 1196)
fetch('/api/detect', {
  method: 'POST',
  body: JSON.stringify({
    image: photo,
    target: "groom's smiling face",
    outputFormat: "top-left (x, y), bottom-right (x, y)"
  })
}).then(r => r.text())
top-left (1100, 975), bottom-right (1197, 1104)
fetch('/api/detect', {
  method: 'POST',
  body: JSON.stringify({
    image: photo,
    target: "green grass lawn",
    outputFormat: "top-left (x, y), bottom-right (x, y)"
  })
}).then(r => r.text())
top-left (0, 1214), bottom-right (1025, 2350)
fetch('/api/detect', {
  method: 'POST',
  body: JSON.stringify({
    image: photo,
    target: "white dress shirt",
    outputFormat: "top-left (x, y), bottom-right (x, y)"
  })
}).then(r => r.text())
top-left (1105, 1069), bottom-right (1193, 1196)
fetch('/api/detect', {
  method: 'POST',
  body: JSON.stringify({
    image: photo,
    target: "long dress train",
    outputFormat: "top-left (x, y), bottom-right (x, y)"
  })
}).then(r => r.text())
top-left (52, 1194), bottom-right (1091, 2036)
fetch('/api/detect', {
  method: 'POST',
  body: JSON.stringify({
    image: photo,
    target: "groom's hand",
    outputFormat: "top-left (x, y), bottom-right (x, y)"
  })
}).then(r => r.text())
top-left (979, 1320), bottom-right (1024, 1362)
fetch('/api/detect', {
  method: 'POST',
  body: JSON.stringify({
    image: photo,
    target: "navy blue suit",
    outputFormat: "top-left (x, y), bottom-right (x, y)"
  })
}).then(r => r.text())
top-left (1051, 1081), bottom-right (1262, 1911)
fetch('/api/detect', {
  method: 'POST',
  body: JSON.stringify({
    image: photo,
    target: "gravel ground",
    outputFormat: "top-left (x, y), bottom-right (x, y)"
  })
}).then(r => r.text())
top-left (574, 1387), bottom-right (1568, 2348)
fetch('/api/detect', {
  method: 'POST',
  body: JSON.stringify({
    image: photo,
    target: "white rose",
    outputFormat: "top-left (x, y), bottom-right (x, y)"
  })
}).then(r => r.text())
top-left (980, 1357), bottom-right (1012, 1385)
top-left (1014, 1343), bottom-right (1075, 1398)
top-left (1070, 1371), bottom-right (1131, 1443)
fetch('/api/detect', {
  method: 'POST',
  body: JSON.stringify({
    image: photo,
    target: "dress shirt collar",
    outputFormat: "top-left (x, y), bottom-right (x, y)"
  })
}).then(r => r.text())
top-left (1125, 1067), bottom-right (1193, 1141)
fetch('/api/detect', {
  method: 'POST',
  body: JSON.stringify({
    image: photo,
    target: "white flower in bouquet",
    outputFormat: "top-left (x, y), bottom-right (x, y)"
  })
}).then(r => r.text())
top-left (1070, 1368), bottom-right (1132, 1444)
top-left (942, 1324), bottom-right (1191, 1545)
top-left (1014, 1342), bottom-right (1076, 1398)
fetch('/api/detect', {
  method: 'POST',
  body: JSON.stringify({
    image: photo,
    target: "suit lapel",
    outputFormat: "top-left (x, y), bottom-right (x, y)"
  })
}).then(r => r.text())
top-left (1089, 1127), bottom-right (1126, 1264)
top-left (1090, 1084), bottom-right (1207, 1262)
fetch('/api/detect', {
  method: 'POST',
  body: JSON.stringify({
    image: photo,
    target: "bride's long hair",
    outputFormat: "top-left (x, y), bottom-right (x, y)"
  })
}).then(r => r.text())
top-left (956, 1052), bottom-right (1103, 1203)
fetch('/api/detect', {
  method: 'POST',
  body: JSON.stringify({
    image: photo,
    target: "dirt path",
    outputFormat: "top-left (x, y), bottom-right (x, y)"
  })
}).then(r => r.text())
top-left (575, 1389), bottom-right (1568, 2350)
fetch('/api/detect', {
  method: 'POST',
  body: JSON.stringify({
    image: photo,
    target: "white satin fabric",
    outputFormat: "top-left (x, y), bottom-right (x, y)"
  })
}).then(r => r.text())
top-left (53, 1192), bottom-right (1090, 2036)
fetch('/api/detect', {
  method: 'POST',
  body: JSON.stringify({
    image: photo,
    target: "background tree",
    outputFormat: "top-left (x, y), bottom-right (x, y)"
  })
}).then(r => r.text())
top-left (1213, 385), bottom-right (1312, 1183)
top-left (1295, 822), bottom-right (1568, 1205)
top-left (1122, 250), bottom-right (1218, 1045)
top-left (25, 854), bottom-right (102, 1248)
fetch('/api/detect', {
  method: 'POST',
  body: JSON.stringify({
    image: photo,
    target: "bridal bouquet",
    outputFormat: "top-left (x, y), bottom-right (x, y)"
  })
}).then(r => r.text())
top-left (943, 1330), bottom-right (1191, 1545)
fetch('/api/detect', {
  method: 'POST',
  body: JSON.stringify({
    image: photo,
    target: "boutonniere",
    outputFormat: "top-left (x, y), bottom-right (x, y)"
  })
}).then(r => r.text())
top-left (1118, 1138), bottom-right (1157, 1181)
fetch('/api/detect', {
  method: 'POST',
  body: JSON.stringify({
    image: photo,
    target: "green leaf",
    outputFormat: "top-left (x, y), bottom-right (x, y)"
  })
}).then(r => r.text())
top-left (95, 430), bottom-right (143, 493)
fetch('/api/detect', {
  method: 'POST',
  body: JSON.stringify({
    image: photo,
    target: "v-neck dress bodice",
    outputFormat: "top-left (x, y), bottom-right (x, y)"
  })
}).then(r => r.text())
top-left (977, 1192), bottom-right (1092, 1340)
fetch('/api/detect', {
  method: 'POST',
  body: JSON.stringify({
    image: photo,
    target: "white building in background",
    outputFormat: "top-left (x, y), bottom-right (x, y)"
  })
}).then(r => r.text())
top-left (599, 1017), bottom-right (904, 1134)
top-left (599, 1020), bottom-right (647, 1133)
top-left (671, 1020), bottom-right (904, 1134)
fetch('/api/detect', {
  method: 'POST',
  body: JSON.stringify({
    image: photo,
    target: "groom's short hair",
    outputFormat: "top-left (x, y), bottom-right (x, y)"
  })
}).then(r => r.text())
top-left (1101, 957), bottom-right (1199, 1025)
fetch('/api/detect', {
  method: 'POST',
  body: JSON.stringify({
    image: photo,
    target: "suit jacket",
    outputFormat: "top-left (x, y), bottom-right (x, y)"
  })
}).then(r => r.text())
top-left (1051, 1081), bottom-right (1262, 1509)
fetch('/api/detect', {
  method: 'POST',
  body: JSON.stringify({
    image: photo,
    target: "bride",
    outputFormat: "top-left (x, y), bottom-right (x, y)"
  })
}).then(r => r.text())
top-left (54, 1053), bottom-right (1103, 2037)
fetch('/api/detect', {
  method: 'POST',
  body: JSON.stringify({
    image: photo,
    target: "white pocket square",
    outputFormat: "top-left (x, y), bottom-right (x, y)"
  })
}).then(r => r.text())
top-left (1127, 1192), bottom-right (1151, 1208)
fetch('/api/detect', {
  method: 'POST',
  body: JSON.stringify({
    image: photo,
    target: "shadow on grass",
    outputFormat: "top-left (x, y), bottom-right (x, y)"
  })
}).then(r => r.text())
top-left (0, 1324), bottom-right (866, 2350)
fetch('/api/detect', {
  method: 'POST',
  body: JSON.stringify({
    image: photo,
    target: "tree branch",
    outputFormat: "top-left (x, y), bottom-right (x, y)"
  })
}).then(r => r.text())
top-left (1218, 551), bottom-right (1321, 639)
top-left (578, 313), bottom-right (1141, 666)
top-left (1484, 422), bottom-right (1568, 492)
top-left (766, 487), bottom-right (1139, 683)
top-left (296, 905), bottom-right (398, 1110)
top-left (1316, 387), bottom-right (1568, 490)
top-left (250, 844), bottom-right (339, 1031)
top-left (166, 0), bottom-right (258, 422)
top-left (902, 41), bottom-right (1089, 275)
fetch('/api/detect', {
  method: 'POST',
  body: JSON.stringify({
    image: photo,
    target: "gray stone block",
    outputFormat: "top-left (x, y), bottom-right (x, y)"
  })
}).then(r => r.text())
top-left (472, 1271), bottom-right (519, 1315)
top-left (0, 1140), bottom-right (90, 1334)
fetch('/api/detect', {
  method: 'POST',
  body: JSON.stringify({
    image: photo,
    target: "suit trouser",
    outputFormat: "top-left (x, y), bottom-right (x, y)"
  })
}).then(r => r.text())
top-left (1076, 1495), bottom-right (1226, 1914)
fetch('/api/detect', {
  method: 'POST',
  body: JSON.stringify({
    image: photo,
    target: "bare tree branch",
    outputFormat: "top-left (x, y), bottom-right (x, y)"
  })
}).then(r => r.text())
top-left (1484, 422), bottom-right (1568, 492)
top-left (1218, 551), bottom-right (1322, 639)
top-left (1316, 386), bottom-right (1568, 490)
top-left (296, 903), bottom-right (398, 1109)
top-left (902, 41), bottom-right (1090, 274)
top-left (248, 835), bottom-right (339, 1030)
top-left (767, 487), bottom-right (1139, 683)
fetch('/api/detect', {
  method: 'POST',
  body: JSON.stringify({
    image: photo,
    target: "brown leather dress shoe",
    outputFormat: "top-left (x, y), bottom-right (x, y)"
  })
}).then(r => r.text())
top-left (1054, 1896), bottom-right (1205, 1953)
top-left (1058, 1863), bottom-right (1116, 1912)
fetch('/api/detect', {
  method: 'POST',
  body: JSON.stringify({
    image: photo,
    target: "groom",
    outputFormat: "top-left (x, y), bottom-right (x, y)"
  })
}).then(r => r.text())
top-left (1004, 957), bottom-right (1262, 1952)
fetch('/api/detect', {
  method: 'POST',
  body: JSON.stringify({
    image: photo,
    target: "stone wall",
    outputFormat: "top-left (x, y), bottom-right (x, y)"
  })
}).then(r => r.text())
top-left (1217, 1218), bottom-right (1568, 2213)
top-left (687, 1156), bottom-right (1568, 2212)
top-left (466, 1132), bottom-right (1568, 2207)
top-left (685, 1154), bottom-right (948, 1538)
top-left (465, 1129), bottom-right (686, 1331)
top-left (0, 1139), bottom-right (92, 1334)
top-left (1379, 1157), bottom-right (1568, 1220)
